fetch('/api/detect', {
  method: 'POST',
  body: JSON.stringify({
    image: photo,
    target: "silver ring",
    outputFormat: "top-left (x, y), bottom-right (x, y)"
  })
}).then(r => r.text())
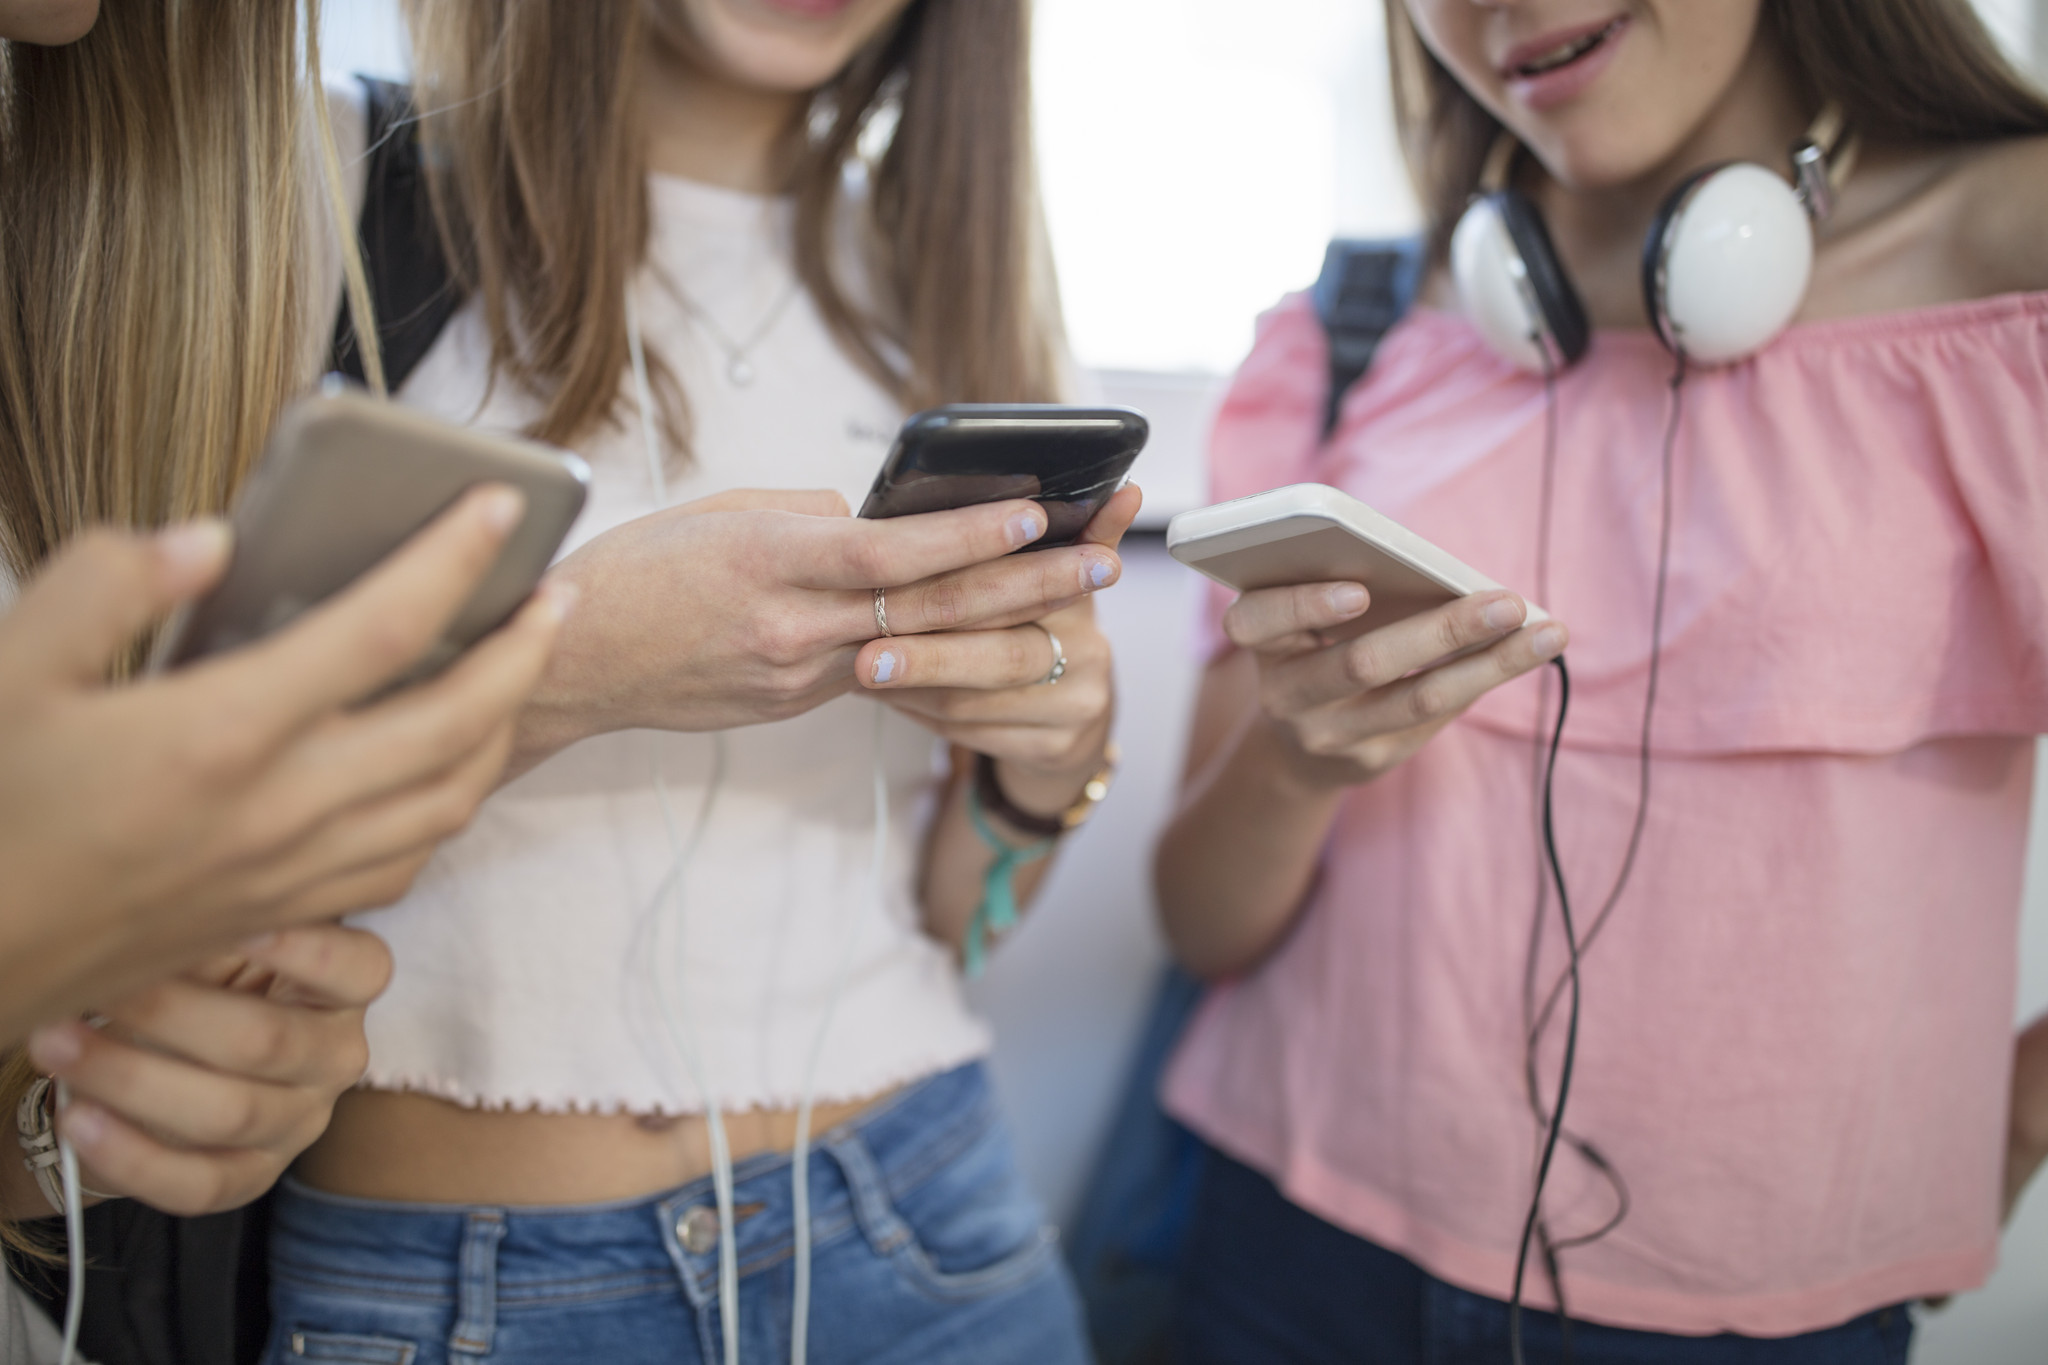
top-left (1031, 622), bottom-right (1066, 685)
top-left (873, 587), bottom-right (892, 638)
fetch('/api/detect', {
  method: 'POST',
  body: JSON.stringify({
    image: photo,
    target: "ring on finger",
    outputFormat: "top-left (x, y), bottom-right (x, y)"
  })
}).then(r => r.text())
top-left (873, 587), bottom-right (892, 638)
top-left (1030, 622), bottom-right (1067, 686)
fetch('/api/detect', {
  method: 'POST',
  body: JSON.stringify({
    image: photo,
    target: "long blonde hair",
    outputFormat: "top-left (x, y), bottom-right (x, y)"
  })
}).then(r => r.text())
top-left (402, 0), bottom-right (1066, 452)
top-left (0, 0), bottom-right (380, 582)
top-left (0, 0), bottom-right (378, 1254)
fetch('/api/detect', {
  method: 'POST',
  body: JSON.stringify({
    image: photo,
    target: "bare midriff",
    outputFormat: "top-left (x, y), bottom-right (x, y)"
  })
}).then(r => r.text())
top-left (295, 1085), bottom-right (897, 1206)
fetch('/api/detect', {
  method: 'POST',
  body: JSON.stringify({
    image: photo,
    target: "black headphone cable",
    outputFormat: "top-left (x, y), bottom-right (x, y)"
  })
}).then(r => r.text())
top-left (1509, 354), bottom-right (1687, 1365)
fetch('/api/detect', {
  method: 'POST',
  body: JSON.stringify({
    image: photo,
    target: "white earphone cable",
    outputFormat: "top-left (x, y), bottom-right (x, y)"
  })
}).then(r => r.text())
top-left (56, 1081), bottom-right (82, 1365)
top-left (627, 281), bottom-right (886, 1365)
top-left (789, 707), bottom-right (888, 1365)
top-left (630, 287), bottom-right (740, 1365)
top-left (649, 741), bottom-right (740, 1365)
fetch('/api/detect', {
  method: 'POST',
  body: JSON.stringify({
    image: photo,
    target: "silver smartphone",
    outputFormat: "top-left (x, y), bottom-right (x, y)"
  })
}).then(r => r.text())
top-left (1166, 483), bottom-right (1547, 642)
top-left (150, 390), bottom-right (590, 685)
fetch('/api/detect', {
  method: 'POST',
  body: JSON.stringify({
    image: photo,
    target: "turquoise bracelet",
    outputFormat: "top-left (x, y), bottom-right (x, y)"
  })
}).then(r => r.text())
top-left (962, 783), bottom-right (1057, 977)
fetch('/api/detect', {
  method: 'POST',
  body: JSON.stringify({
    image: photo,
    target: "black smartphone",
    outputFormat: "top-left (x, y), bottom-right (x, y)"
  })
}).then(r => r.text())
top-left (150, 389), bottom-right (590, 685)
top-left (856, 404), bottom-right (1149, 549)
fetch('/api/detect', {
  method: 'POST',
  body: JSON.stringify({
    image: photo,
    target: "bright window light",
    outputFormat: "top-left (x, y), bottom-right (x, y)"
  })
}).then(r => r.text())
top-left (1034, 0), bottom-right (1417, 375)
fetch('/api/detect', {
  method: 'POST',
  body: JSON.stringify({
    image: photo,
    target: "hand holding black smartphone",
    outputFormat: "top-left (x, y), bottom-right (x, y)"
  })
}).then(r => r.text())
top-left (857, 404), bottom-right (1148, 548)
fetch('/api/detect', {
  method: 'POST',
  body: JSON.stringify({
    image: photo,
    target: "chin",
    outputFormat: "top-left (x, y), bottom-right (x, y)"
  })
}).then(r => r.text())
top-left (0, 0), bottom-right (101, 45)
top-left (666, 0), bottom-right (909, 94)
top-left (1518, 118), bottom-right (1687, 193)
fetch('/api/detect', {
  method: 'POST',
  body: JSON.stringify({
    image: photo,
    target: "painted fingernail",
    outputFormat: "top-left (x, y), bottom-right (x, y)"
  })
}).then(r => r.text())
top-left (871, 649), bottom-right (900, 685)
top-left (1329, 584), bottom-right (1368, 616)
top-left (27, 1024), bottom-right (82, 1071)
top-left (155, 519), bottom-right (231, 573)
top-left (1008, 512), bottom-right (1047, 548)
top-left (476, 485), bottom-right (526, 534)
top-left (1083, 556), bottom-right (1118, 591)
top-left (1532, 623), bottom-right (1568, 659)
top-left (1481, 596), bottom-right (1526, 631)
top-left (59, 1103), bottom-right (106, 1146)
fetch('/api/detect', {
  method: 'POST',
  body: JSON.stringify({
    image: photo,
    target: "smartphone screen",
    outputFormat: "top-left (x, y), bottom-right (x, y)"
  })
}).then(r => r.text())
top-left (856, 404), bottom-right (1148, 549)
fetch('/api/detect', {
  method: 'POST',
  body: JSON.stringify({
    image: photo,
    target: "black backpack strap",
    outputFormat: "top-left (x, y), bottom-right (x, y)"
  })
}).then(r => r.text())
top-left (1312, 236), bottom-right (1425, 440)
top-left (329, 77), bottom-right (463, 393)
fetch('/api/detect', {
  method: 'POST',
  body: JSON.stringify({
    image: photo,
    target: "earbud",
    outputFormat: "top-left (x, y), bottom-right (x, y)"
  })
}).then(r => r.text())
top-left (1450, 109), bottom-right (1847, 373)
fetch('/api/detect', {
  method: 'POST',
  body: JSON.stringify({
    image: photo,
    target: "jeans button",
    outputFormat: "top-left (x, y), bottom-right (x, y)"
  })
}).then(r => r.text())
top-left (677, 1204), bottom-right (720, 1255)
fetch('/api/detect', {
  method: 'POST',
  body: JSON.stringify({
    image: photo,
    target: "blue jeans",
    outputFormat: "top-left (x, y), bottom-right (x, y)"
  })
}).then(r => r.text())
top-left (264, 1064), bottom-right (1090, 1364)
top-left (1175, 1145), bottom-right (1913, 1365)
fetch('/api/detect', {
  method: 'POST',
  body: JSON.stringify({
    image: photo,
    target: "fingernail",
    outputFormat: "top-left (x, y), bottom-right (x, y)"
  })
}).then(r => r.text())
top-left (239, 931), bottom-right (279, 957)
top-left (155, 519), bottom-right (231, 573)
top-left (1329, 584), bottom-right (1368, 616)
top-left (871, 649), bottom-right (899, 685)
top-left (477, 485), bottom-right (526, 534)
top-left (1481, 596), bottom-right (1526, 631)
top-left (1532, 623), bottom-right (1568, 660)
top-left (59, 1103), bottom-right (106, 1147)
top-left (1007, 512), bottom-right (1046, 548)
top-left (1083, 556), bottom-right (1118, 591)
top-left (540, 580), bottom-right (580, 623)
top-left (27, 1024), bottom-right (82, 1072)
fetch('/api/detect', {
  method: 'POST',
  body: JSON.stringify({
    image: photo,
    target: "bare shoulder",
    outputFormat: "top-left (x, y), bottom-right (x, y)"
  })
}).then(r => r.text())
top-left (1948, 135), bottom-right (2048, 296)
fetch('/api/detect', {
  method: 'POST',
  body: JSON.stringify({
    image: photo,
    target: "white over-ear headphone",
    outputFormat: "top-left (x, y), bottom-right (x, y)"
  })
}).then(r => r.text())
top-left (1451, 105), bottom-right (1856, 371)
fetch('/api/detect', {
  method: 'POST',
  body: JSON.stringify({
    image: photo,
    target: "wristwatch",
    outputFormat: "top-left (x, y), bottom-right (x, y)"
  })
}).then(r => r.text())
top-left (971, 746), bottom-right (1118, 841)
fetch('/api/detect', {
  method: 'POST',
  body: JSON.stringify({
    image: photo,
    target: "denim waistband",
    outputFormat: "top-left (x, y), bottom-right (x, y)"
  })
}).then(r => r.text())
top-left (271, 1061), bottom-right (1001, 1323)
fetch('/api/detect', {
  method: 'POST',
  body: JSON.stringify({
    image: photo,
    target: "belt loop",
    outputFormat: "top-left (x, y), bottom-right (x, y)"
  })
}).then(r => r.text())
top-left (824, 1131), bottom-right (912, 1256)
top-left (448, 1209), bottom-right (507, 1358)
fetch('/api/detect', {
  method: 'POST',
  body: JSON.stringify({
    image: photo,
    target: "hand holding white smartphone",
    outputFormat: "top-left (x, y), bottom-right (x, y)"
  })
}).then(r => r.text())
top-left (1165, 483), bottom-right (1547, 641)
top-left (150, 389), bottom-right (590, 684)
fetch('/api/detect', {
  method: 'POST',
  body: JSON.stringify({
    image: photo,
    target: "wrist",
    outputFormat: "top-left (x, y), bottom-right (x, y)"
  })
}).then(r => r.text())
top-left (1249, 713), bottom-right (1365, 799)
top-left (991, 743), bottom-right (1111, 821)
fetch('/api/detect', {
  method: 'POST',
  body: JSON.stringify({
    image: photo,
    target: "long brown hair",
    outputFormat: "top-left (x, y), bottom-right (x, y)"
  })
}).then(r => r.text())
top-left (1387, 0), bottom-right (2048, 260)
top-left (401, 0), bottom-right (1066, 453)
top-left (0, 0), bottom-right (378, 582)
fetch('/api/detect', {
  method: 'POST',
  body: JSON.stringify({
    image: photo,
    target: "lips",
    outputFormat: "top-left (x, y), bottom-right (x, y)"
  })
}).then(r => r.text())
top-left (1498, 14), bottom-right (1630, 110)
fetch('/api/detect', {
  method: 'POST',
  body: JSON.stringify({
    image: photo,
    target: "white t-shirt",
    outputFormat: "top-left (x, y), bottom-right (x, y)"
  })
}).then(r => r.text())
top-left (347, 140), bottom-right (991, 1114)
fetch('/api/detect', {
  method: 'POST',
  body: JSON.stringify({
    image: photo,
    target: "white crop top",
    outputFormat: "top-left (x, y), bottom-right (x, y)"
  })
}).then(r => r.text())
top-left (349, 166), bottom-right (992, 1114)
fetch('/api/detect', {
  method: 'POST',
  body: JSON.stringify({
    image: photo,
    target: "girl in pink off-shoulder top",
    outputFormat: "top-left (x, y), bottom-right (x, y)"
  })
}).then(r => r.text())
top-left (1153, 3), bottom-right (2048, 1362)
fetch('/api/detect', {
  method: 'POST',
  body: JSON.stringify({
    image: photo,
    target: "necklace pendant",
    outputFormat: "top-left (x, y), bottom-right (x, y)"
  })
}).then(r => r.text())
top-left (728, 357), bottom-right (756, 388)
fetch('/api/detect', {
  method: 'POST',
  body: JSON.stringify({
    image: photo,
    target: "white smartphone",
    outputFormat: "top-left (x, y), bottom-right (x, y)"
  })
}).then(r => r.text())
top-left (150, 389), bottom-right (591, 685)
top-left (1166, 483), bottom-right (1547, 639)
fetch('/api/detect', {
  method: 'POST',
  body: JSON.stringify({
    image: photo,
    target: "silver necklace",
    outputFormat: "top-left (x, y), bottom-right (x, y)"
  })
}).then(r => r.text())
top-left (674, 277), bottom-right (803, 388)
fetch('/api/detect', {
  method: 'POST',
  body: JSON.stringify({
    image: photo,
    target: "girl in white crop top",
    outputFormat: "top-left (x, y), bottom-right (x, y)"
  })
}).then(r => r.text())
top-left (272, 3), bottom-right (1128, 1363)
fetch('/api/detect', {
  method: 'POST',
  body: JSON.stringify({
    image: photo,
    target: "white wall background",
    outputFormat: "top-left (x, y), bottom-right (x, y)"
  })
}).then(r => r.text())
top-left (318, 1), bottom-right (2047, 1357)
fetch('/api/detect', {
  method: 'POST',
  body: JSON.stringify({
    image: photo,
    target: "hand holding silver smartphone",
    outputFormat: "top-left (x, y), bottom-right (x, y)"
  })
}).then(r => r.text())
top-left (1166, 483), bottom-right (1546, 641)
top-left (151, 390), bottom-right (590, 684)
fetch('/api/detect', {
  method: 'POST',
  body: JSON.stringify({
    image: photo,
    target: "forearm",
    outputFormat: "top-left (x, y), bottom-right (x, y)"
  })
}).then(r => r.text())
top-left (919, 755), bottom-right (1096, 956)
top-left (2006, 1012), bottom-right (2048, 1220)
top-left (1154, 710), bottom-right (1347, 980)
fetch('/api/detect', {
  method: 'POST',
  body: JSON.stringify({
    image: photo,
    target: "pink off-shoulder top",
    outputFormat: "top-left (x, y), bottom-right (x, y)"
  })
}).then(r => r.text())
top-left (1164, 291), bottom-right (2048, 1336)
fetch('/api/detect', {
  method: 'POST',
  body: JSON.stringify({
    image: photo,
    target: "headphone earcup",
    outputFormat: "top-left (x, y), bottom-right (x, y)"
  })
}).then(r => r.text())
top-left (1641, 162), bottom-right (1814, 364)
top-left (1451, 189), bottom-right (1591, 374)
